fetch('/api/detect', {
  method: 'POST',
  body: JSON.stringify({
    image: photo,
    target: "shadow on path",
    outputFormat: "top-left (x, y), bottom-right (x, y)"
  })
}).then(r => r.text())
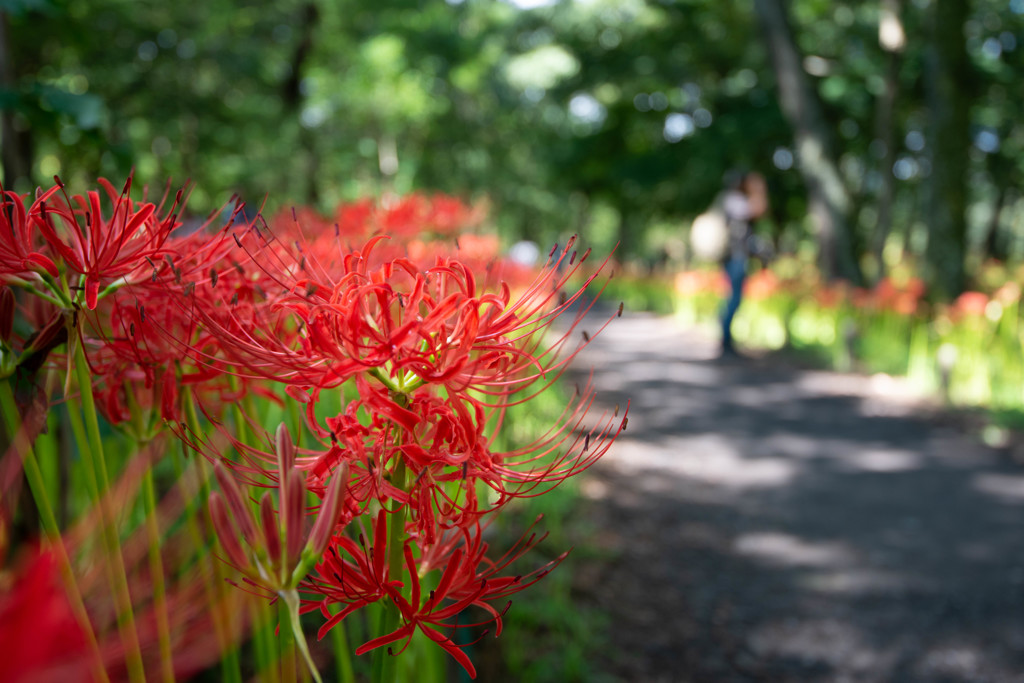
top-left (568, 313), bottom-right (1024, 683)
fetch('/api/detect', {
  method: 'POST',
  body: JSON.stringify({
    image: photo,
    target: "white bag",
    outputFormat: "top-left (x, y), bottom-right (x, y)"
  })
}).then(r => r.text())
top-left (689, 207), bottom-right (729, 262)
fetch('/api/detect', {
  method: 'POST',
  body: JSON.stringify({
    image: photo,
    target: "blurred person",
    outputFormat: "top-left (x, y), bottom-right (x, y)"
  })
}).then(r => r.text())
top-left (719, 170), bottom-right (769, 357)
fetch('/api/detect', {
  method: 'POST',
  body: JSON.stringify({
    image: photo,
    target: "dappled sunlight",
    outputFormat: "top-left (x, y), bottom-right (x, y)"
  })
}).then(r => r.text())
top-left (748, 619), bottom-right (881, 671)
top-left (838, 447), bottom-right (924, 472)
top-left (607, 436), bottom-right (801, 490)
top-left (566, 311), bottom-right (1024, 681)
top-left (971, 473), bottom-right (1024, 504)
top-left (734, 532), bottom-right (855, 568)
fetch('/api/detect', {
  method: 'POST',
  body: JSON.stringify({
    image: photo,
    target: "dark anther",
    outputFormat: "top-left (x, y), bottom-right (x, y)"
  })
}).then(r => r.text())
top-left (210, 269), bottom-right (219, 287)
top-left (582, 331), bottom-right (590, 342)
top-left (617, 302), bottom-right (624, 317)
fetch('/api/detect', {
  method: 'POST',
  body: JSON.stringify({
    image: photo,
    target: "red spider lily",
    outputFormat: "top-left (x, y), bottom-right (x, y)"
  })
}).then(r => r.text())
top-left (308, 512), bottom-right (564, 679)
top-left (70, 195), bottom-right (265, 425)
top-left (0, 185), bottom-right (62, 284)
top-left (29, 177), bottom-right (183, 309)
top-left (271, 193), bottom-right (484, 250)
top-left (195, 232), bottom-right (614, 420)
top-left (0, 548), bottom-right (92, 683)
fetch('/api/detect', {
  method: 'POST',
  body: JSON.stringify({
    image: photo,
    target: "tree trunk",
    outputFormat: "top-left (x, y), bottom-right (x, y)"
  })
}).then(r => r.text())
top-left (924, 0), bottom-right (970, 299)
top-left (871, 0), bottom-right (905, 283)
top-left (0, 12), bottom-right (33, 189)
top-left (754, 0), bottom-right (860, 283)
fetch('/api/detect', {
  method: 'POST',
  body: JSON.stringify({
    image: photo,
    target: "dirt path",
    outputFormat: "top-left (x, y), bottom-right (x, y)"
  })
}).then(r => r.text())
top-left (568, 312), bottom-right (1024, 683)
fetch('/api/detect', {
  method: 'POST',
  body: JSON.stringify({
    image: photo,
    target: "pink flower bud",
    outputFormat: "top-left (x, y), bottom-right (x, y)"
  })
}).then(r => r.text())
top-left (259, 492), bottom-right (282, 568)
top-left (213, 461), bottom-right (259, 547)
top-left (209, 492), bottom-right (250, 570)
top-left (276, 423), bottom-right (295, 472)
top-left (283, 470), bottom-right (305, 570)
top-left (25, 312), bottom-right (65, 354)
top-left (307, 464), bottom-right (349, 559)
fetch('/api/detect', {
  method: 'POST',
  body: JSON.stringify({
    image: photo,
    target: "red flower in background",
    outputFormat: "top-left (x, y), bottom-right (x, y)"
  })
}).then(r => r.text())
top-left (951, 290), bottom-right (990, 319)
top-left (0, 549), bottom-right (91, 683)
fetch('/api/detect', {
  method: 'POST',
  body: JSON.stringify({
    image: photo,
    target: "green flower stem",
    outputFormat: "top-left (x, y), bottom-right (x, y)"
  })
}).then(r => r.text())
top-left (373, 456), bottom-right (408, 683)
top-left (280, 588), bottom-right (323, 683)
top-left (252, 600), bottom-right (280, 683)
top-left (278, 593), bottom-right (299, 683)
top-left (0, 379), bottom-right (108, 682)
top-left (69, 335), bottom-right (146, 683)
top-left (141, 460), bottom-right (175, 683)
top-left (181, 391), bottom-right (244, 683)
top-left (328, 605), bottom-right (356, 683)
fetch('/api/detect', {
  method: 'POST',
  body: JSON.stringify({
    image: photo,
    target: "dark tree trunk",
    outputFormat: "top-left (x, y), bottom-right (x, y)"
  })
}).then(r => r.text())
top-left (871, 0), bottom-right (905, 283)
top-left (0, 12), bottom-right (33, 189)
top-left (924, 0), bottom-right (971, 299)
top-left (754, 0), bottom-right (860, 283)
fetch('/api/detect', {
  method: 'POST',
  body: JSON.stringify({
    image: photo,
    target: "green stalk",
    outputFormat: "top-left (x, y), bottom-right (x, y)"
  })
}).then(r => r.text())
top-left (181, 391), bottom-right (244, 683)
top-left (252, 600), bottom-right (280, 683)
top-left (279, 593), bottom-right (298, 683)
top-left (69, 336), bottom-right (146, 683)
top-left (280, 588), bottom-right (323, 683)
top-left (373, 457), bottom-right (407, 683)
top-left (141, 462), bottom-right (175, 682)
top-left (329, 605), bottom-right (356, 683)
top-left (0, 380), bottom-right (108, 682)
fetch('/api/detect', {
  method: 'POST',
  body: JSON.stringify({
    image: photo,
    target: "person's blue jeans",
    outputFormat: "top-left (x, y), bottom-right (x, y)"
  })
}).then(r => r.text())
top-left (720, 256), bottom-right (747, 352)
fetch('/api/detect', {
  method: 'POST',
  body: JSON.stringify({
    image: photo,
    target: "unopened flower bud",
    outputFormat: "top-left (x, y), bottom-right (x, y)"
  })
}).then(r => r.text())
top-left (209, 492), bottom-right (250, 570)
top-left (213, 461), bottom-right (259, 547)
top-left (307, 464), bottom-right (349, 559)
top-left (25, 312), bottom-right (66, 354)
top-left (0, 287), bottom-right (14, 343)
top-left (284, 470), bottom-right (305, 570)
top-left (260, 491), bottom-right (282, 568)
top-left (276, 423), bottom-right (295, 472)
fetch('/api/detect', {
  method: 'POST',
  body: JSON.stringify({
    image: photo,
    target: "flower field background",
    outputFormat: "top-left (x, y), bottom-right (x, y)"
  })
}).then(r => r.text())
top-left (0, 181), bottom-right (628, 682)
top-left (670, 256), bottom-right (1024, 436)
top-left (6, 1), bottom-right (1024, 679)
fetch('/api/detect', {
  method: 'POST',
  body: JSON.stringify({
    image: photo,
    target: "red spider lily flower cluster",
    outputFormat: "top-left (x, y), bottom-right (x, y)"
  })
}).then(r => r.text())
top-left (182, 200), bottom-right (626, 676)
top-left (2, 178), bottom-right (626, 680)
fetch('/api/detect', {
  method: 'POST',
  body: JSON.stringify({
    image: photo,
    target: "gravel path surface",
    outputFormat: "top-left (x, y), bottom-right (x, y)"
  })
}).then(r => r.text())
top-left (567, 312), bottom-right (1024, 683)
